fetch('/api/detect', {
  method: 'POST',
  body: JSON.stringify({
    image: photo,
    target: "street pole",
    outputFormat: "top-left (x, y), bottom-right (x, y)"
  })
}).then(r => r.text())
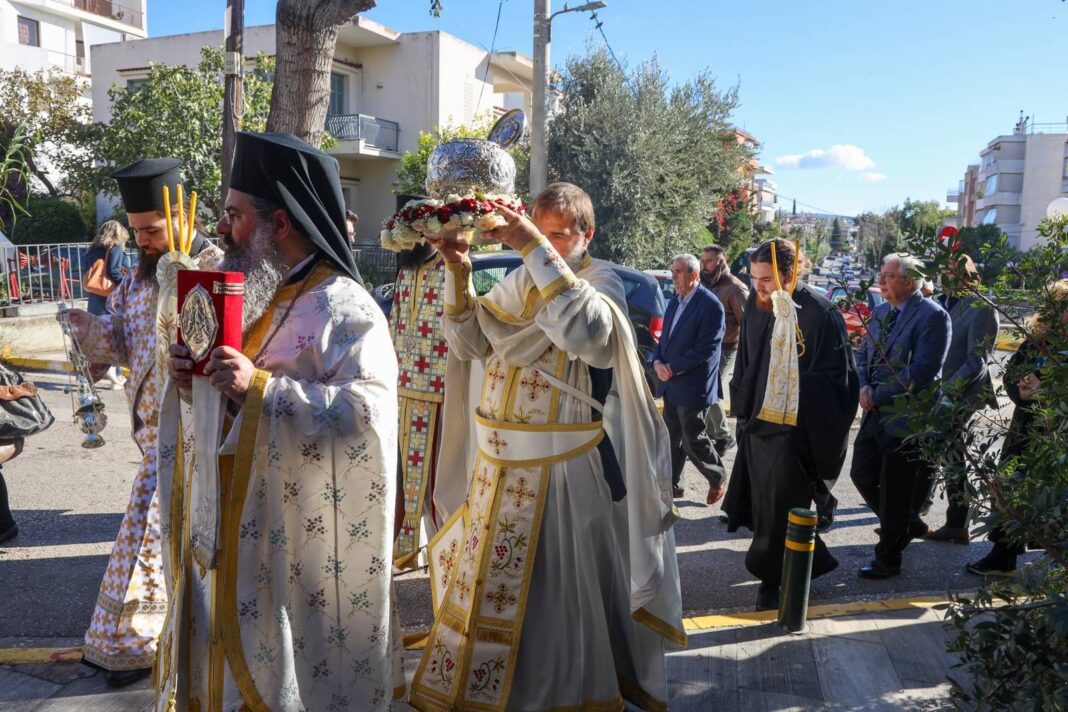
top-left (221, 0), bottom-right (245, 206)
top-left (531, 0), bottom-right (550, 196)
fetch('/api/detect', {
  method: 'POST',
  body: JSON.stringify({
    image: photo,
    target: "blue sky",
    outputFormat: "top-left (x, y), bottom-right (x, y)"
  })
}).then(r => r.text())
top-left (148, 0), bottom-right (1067, 217)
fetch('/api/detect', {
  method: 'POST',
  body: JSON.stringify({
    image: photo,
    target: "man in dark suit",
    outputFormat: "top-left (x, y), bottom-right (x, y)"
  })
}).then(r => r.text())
top-left (925, 254), bottom-right (999, 543)
top-left (851, 252), bottom-right (951, 579)
top-left (652, 253), bottom-right (727, 503)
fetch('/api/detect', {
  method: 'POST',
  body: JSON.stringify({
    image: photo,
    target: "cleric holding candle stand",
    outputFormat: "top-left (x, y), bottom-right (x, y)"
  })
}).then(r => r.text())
top-left (160, 132), bottom-right (400, 710)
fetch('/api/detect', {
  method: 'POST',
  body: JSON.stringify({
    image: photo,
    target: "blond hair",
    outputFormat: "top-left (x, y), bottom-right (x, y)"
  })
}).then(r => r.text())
top-left (91, 220), bottom-right (130, 250)
top-left (531, 182), bottom-right (595, 233)
top-left (1027, 279), bottom-right (1068, 336)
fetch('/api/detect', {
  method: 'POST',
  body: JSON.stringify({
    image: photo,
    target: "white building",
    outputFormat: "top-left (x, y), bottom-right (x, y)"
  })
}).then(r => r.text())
top-left (0, 0), bottom-right (146, 77)
top-left (89, 16), bottom-right (533, 245)
top-left (949, 117), bottom-right (1068, 251)
top-left (752, 175), bottom-right (777, 224)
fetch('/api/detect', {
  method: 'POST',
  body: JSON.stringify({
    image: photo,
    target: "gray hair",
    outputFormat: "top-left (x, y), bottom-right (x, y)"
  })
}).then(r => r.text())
top-left (672, 254), bottom-right (700, 273)
top-left (883, 252), bottom-right (925, 293)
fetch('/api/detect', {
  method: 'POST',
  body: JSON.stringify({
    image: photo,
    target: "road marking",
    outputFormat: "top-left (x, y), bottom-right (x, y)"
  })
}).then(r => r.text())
top-left (682, 594), bottom-right (959, 632)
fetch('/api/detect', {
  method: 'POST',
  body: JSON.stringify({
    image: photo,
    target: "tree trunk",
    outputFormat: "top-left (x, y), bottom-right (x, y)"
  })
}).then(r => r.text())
top-left (266, 0), bottom-right (376, 146)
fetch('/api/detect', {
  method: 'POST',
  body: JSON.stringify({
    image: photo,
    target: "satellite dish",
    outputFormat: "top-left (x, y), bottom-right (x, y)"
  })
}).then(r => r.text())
top-left (1046, 197), bottom-right (1068, 219)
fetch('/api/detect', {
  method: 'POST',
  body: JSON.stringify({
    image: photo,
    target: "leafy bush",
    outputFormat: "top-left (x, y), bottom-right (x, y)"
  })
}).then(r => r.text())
top-left (10, 195), bottom-right (87, 244)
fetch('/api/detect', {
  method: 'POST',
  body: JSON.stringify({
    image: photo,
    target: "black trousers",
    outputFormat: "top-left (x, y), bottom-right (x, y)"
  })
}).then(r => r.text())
top-left (662, 403), bottom-right (725, 489)
top-left (743, 431), bottom-right (837, 585)
top-left (850, 412), bottom-right (934, 568)
top-left (0, 467), bottom-right (13, 529)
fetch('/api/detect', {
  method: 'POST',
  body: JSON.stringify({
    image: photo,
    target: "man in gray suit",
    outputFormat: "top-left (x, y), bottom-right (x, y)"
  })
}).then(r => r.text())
top-left (851, 253), bottom-right (951, 579)
top-left (925, 254), bottom-right (999, 543)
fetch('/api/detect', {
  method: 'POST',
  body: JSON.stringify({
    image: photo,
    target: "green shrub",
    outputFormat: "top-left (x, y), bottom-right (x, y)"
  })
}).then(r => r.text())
top-left (10, 195), bottom-right (88, 244)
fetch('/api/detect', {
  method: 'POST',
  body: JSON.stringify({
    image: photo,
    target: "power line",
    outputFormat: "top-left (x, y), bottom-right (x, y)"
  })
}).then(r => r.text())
top-left (475, 0), bottom-right (506, 115)
top-left (445, 6), bottom-right (532, 95)
top-left (588, 11), bottom-right (622, 70)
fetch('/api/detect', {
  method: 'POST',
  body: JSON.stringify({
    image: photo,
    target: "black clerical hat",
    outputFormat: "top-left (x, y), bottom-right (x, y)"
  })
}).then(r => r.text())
top-left (110, 158), bottom-right (183, 214)
top-left (229, 132), bottom-right (362, 285)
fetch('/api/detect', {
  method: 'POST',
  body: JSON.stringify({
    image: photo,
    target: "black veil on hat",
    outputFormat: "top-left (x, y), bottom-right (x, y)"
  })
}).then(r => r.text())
top-left (229, 132), bottom-right (363, 286)
top-left (110, 158), bottom-right (183, 213)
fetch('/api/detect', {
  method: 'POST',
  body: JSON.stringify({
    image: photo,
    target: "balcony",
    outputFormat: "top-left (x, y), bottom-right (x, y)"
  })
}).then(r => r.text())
top-left (44, 0), bottom-right (146, 30)
top-left (946, 189), bottom-right (960, 203)
top-left (325, 114), bottom-right (400, 157)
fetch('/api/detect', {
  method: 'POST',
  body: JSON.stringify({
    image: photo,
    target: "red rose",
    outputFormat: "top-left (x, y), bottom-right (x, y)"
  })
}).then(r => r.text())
top-left (479, 200), bottom-right (494, 213)
top-left (436, 206), bottom-right (453, 222)
top-left (458, 198), bottom-right (479, 213)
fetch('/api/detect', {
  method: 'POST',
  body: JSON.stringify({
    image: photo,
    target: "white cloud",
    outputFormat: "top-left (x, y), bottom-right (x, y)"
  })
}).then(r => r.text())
top-left (774, 144), bottom-right (876, 171)
top-left (861, 172), bottom-right (887, 183)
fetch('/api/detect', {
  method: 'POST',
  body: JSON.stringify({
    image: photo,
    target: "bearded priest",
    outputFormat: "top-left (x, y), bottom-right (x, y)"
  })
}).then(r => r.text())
top-left (60, 158), bottom-right (221, 687)
top-left (159, 132), bottom-right (400, 711)
top-left (722, 238), bottom-right (859, 611)
top-left (408, 182), bottom-right (685, 711)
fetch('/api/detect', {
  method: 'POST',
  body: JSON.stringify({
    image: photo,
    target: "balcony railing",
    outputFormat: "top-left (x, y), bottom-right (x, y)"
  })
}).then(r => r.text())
top-left (69, 0), bottom-right (144, 30)
top-left (325, 114), bottom-right (400, 153)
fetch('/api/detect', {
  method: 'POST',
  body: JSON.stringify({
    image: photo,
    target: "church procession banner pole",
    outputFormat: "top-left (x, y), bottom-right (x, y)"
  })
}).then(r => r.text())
top-left (221, 0), bottom-right (245, 202)
top-left (778, 508), bottom-right (817, 633)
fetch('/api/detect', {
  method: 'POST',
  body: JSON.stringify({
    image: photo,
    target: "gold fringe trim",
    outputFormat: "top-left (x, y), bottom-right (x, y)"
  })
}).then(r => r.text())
top-left (632, 606), bottom-right (688, 648)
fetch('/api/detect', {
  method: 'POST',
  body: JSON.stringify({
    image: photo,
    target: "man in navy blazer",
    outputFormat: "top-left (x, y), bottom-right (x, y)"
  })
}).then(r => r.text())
top-left (652, 254), bottom-right (727, 503)
top-left (851, 252), bottom-right (951, 579)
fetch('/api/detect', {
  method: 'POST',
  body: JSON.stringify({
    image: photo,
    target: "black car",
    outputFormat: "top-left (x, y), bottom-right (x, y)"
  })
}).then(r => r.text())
top-left (372, 251), bottom-right (666, 388)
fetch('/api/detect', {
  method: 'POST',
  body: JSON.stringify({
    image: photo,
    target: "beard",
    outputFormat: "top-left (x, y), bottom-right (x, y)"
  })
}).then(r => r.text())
top-left (700, 263), bottom-right (727, 288)
top-left (219, 223), bottom-right (289, 334)
top-left (755, 292), bottom-right (773, 313)
top-left (136, 249), bottom-right (161, 281)
top-left (562, 243), bottom-right (587, 272)
top-left (397, 240), bottom-right (435, 270)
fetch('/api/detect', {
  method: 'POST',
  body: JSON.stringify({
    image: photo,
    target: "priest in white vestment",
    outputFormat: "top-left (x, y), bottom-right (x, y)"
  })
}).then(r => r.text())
top-left (409, 182), bottom-right (685, 712)
top-left (158, 132), bottom-right (399, 711)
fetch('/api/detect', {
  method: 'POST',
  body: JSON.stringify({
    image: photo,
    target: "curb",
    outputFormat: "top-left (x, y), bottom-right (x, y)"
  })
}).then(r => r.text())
top-left (682, 594), bottom-right (956, 632)
top-left (0, 595), bottom-right (963, 664)
top-left (0, 347), bottom-right (130, 378)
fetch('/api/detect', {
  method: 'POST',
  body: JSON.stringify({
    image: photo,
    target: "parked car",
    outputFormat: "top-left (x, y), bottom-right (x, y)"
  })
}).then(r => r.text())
top-left (825, 285), bottom-right (884, 345)
top-left (643, 269), bottom-right (674, 299)
top-left (372, 251), bottom-right (667, 388)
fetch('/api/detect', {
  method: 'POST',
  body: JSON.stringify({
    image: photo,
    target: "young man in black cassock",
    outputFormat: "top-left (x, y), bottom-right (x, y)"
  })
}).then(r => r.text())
top-left (723, 239), bottom-right (859, 610)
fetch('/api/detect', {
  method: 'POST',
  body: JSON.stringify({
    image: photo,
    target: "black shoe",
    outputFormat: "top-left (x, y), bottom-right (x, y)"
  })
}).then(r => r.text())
top-left (858, 560), bottom-right (901, 580)
top-left (965, 556), bottom-right (1015, 578)
top-left (812, 554), bottom-right (840, 580)
top-left (105, 668), bottom-right (152, 688)
top-left (713, 435), bottom-right (736, 458)
top-left (718, 514), bottom-right (729, 524)
top-left (755, 582), bottom-right (780, 611)
top-left (925, 526), bottom-right (969, 545)
top-left (672, 485), bottom-right (684, 498)
top-left (816, 495), bottom-right (838, 533)
top-left (0, 522), bottom-right (16, 545)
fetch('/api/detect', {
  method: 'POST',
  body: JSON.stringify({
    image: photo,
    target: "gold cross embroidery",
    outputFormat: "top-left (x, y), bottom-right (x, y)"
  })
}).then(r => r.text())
top-left (519, 371), bottom-right (552, 402)
top-left (485, 582), bottom-right (517, 614)
top-left (487, 431), bottom-right (508, 456)
top-left (476, 469), bottom-right (494, 498)
top-left (504, 477), bottom-right (537, 510)
top-left (486, 362), bottom-right (506, 391)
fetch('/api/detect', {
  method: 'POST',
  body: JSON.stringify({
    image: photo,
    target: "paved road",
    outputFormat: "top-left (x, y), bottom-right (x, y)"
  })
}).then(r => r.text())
top-left (0, 365), bottom-right (1030, 640)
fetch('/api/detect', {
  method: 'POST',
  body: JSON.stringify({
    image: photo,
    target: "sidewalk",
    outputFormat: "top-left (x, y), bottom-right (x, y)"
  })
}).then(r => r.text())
top-left (0, 596), bottom-right (961, 711)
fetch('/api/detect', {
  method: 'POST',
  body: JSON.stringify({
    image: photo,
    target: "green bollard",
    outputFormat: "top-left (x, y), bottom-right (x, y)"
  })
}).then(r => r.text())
top-left (778, 508), bottom-right (817, 633)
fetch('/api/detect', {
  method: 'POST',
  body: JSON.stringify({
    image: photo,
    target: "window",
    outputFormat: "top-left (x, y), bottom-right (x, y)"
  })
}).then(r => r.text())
top-left (982, 209), bottom-right (998, 225)
top-left (473, 266), bottom-right (509, 296)
top-left (1063, 156), bottom-right (1068, 179)
top-left (125, 78), bottom-right (149, 93)
top-left (18, 17), bottom-right (39, 47)
top-left (984, 174), bottom-right (998, 196)
top-left (328, 73), bottom-right (346, 116)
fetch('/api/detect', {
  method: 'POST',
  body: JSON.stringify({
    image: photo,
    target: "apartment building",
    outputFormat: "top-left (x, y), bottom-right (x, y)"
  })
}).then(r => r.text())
top-left (0, 0), bottom-right (146, 77)
top-left (90, 16), bottom-right (533, 245)
top-left (948, 117), bottom-right (1068, 251)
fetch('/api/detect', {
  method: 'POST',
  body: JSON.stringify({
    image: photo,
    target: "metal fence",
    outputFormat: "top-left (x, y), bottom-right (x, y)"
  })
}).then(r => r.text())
top-left (0, 242), bottom-right (107, 307)
top-left (325, 114), bottom-right (400, 153)
top-left (0, 241), bottom-right (399, 309)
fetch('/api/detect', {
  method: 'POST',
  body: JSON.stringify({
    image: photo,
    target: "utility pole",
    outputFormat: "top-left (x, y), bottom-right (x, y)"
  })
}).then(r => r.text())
top-left (530, 1), bottom-right (606, 196)
top-left (530, 0), bottom-right (550, 196)
top-left (221, 0), bottom-right (244, 205)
